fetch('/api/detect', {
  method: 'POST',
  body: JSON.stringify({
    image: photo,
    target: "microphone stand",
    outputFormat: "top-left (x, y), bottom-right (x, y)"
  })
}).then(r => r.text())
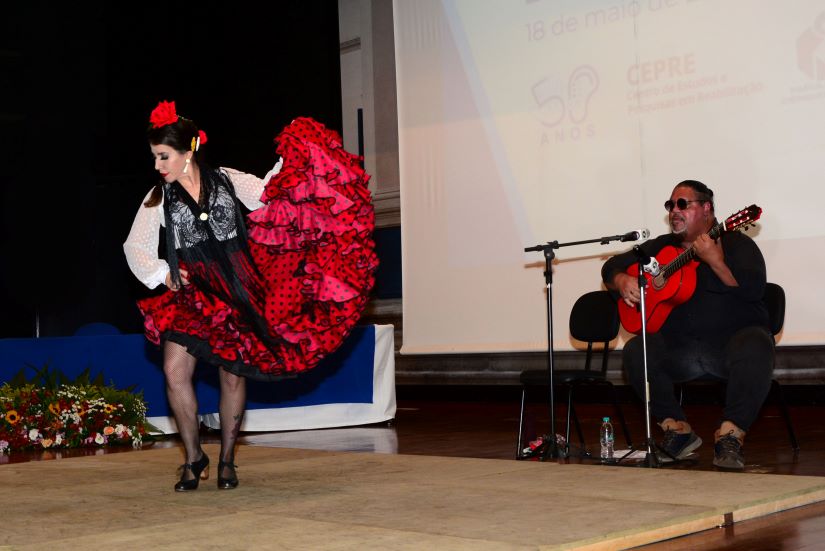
top-left (625, 245), bottom-right (660, 467)
top-left (614, 247), bottom-right (694, 468)
top-left (523, 232), bottom-right (640, 460)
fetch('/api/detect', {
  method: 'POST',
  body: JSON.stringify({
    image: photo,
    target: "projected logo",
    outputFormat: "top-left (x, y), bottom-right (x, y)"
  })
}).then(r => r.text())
top-left (532, 65), bottom-right (600, 127)
top-left (797, 12), bottom-right (825, 80)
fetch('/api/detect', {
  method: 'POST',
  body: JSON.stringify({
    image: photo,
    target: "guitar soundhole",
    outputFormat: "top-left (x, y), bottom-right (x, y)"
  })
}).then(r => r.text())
top-left (651, 273), bottom-right (666, 290)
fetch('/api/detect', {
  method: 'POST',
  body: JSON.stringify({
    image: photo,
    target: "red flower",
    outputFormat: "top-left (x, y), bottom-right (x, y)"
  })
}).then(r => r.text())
top-left (198, 130), bottom-right (208, 145)
top-left (149, 101), bottom-right (179, 128)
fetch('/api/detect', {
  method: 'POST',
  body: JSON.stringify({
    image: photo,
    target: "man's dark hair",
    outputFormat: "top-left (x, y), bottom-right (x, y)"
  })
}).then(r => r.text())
top-left (677, 179), bottom-right (714, 211)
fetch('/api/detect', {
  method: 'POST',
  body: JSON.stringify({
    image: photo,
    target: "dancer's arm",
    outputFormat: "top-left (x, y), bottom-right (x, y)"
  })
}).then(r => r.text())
top-left (123, 189), bottom-right (169, 289)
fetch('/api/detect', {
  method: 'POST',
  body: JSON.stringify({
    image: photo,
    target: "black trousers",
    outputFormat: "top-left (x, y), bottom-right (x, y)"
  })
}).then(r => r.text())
top-left (623, 326), bottom-right (775, 432)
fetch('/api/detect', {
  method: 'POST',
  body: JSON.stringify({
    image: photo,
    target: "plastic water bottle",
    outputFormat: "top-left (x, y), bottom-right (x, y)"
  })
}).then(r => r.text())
top-left (600, 416), bottom-right (614, 461)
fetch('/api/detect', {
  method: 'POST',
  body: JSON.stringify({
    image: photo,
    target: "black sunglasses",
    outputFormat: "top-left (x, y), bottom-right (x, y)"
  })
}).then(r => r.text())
top-left (664, 198), bottom-right (704, 212)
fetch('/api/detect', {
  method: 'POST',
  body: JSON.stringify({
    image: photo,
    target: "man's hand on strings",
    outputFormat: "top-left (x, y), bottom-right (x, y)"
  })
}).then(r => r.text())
top-left (614, 272), bottom-right (641, 307)
top-left (694, 233), bottom-right (739, 287)
top-left (692, 233), bottom-right (725, 267)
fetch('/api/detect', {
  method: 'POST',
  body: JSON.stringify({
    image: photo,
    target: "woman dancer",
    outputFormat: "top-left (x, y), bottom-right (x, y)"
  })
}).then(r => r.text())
top-left (124, 101), bottom-right (377, 491)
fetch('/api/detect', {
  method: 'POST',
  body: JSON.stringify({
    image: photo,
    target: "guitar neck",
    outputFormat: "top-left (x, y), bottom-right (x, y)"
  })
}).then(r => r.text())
top-left (661, 222), bottom-right (724, 278)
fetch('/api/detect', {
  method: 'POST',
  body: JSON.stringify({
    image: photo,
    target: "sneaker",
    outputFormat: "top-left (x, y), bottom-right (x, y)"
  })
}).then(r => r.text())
top-left (656, 430), bottom-right (702, 461)
top-left (713, 432), bottom-right (745, 470)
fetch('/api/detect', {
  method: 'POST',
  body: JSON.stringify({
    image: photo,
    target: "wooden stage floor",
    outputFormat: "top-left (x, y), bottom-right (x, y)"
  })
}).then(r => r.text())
top-left (4, 389), bottom-right (825, 549)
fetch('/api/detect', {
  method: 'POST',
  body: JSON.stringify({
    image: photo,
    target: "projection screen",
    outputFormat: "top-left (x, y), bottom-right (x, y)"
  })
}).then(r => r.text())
top-left (394, 0), bottom-right (825, 354)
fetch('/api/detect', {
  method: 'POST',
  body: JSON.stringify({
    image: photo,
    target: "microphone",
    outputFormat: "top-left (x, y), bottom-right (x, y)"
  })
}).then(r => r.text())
top-left (642, 256), bottom-right (661, 277)
top-left (632, 244), bottom-right (660, 277)
top-left (620, 228), bottom-right (650, 242)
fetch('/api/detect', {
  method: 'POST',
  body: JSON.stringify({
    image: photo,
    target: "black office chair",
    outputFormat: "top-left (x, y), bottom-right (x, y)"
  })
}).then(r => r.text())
top-left (678, 282), bottom-right (798, 451)
top-left (759, 282), bottom-right (798, 451)
top-left (516, 290), bottom-right (632, 458)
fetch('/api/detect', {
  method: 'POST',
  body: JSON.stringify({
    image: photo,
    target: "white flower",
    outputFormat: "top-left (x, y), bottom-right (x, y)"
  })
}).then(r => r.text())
top-left (115, 424), bottom-right (126, 434)
top-left (28, 429), bottom-right (40, 441)
top-left (94, 433), bottom-right (105, 445)
top-left (55, 434), bottom-right (63, 445)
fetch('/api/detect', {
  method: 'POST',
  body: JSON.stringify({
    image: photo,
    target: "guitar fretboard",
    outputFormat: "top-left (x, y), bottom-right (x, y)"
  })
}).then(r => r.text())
top-left (661, 222), bottom-right (724, 279)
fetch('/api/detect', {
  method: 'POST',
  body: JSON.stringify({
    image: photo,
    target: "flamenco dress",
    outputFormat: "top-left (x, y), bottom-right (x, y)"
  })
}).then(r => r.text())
top-left (136, 118), bottom-right (378, 381)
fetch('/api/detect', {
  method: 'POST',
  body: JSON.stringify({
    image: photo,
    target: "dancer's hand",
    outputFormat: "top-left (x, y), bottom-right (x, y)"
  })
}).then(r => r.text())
top-left (262, 157), bottom-right (284, 184)
top-left (165, 268), bottom-right (190, 291)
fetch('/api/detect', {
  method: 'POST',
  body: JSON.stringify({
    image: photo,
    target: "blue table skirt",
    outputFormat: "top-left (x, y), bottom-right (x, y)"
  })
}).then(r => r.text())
top-left (0, 325), bottom-right (397, 433)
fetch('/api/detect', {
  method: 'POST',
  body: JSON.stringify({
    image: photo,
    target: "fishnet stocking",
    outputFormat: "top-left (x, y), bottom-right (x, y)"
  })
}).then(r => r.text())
top-left (163, 341), bottom-right (202, 481)
top-left (218, 368), bottom-right (246, 480)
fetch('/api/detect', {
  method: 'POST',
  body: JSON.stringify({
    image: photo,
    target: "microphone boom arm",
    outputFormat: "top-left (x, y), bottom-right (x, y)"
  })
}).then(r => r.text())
top-left (524, 229), bottom-right (649, 253)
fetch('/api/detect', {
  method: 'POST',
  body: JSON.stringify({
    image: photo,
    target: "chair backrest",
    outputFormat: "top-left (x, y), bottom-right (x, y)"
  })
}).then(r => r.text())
top-left (569, 290), bottom-right (619, 373)
top-left (763, 282), bottom-right (785, 336)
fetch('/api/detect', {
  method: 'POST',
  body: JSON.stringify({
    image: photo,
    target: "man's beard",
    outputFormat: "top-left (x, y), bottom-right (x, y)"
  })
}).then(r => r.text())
top-left (670, 218), bottom-right (687, 235)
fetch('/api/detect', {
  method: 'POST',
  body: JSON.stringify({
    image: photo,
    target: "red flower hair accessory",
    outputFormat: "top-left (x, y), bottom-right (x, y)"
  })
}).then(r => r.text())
top-left (149, 100), bottom-right (179, 128)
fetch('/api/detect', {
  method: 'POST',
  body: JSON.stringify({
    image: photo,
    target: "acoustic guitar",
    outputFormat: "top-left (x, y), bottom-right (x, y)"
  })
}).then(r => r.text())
top-left (617, 204), bottom-right (762, 334)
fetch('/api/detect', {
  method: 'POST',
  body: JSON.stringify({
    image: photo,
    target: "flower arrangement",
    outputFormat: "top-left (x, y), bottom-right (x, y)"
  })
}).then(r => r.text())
top-left (0, 365), bottom-right (157, 453)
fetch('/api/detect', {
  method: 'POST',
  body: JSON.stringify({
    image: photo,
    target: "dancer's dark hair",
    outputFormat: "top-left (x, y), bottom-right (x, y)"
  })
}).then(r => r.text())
top-left (144, 117), bottom-right (204, 207)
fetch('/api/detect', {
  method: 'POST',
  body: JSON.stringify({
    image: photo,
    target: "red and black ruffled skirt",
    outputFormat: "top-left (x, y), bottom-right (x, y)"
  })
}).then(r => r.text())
top-left (137, 118), bottom-right (378, 380)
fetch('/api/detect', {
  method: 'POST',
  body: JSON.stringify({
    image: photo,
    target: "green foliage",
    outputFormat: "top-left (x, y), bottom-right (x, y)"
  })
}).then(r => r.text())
top-left (6, 362), bottom-right (124, 391)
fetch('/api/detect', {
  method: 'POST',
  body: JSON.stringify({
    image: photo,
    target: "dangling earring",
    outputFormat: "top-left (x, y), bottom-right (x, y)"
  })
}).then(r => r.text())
top-left (183, 157), bottom-right (191, 174)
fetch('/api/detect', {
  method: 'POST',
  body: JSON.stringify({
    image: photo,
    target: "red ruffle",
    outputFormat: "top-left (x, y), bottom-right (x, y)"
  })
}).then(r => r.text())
top-left (139, 282), bottom-right (279, 368)
top-left (139, 117), bottom-right (378, 378)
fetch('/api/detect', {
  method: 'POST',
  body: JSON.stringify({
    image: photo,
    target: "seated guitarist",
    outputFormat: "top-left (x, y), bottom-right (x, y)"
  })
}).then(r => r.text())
top-left (601, 180), bottom-right (773, 469)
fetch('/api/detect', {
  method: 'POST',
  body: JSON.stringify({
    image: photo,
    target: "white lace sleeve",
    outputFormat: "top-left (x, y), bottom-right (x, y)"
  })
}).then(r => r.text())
top-left (123, 189), bottom-right (169, 289)
top-left (221, 158), bottom-right (283, 211)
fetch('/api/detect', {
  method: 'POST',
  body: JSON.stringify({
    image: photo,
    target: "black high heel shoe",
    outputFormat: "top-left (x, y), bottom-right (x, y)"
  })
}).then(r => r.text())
top-left (174, 452), bottom-right (209, 492)
top-left (217, 461), bottom-right (239, 490)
